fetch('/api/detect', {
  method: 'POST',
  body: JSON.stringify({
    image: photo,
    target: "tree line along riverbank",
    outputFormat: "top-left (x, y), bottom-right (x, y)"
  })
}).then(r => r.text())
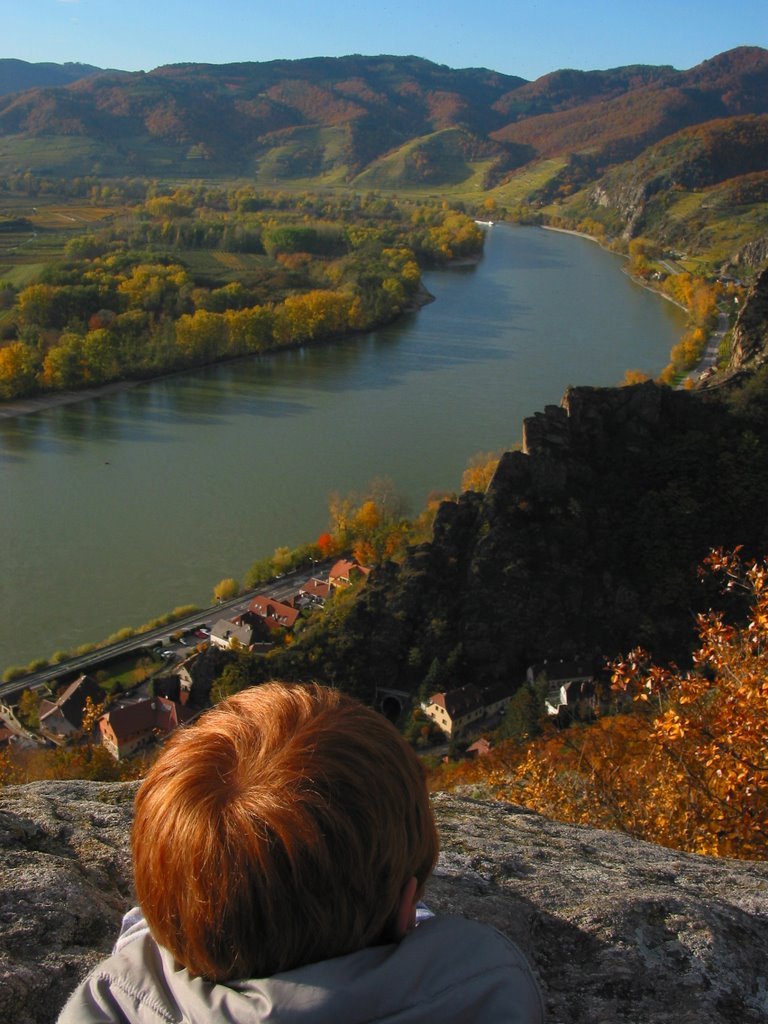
top-left (0, 186), bottom-right (482, 403)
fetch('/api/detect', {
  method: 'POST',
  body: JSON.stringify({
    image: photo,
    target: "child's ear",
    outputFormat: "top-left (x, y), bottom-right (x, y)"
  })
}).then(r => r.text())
top-left (394, 877), bottom-right (419, 940)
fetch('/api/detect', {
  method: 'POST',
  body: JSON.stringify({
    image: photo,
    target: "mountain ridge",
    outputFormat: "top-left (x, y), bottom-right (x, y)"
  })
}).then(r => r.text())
top-left (0, 48), bottom-right (764, 186)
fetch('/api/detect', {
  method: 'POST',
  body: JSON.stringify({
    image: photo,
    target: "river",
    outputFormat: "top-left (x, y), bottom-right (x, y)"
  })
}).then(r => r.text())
top-left (0, 224), bottom-right (687, 671)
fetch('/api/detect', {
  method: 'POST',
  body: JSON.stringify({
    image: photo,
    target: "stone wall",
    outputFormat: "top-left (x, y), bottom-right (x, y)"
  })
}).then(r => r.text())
top-left (2, 780), bottom-right (767, 1023)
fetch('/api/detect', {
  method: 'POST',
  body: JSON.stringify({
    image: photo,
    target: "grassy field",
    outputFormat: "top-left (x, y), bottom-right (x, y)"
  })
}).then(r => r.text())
top-left (647, 188), bottom-right (768, 273)
top-left (491, 157), bottom-right (568, 205)
top-left (0, 135), bottom-right (105, 176)
top-left (0, 195), bottom-right (118, 283)
top-left (251, 126), bottom-right (351, 186)
top-left (179, 248), bottom-right (272, 283)
top-left (91, 650), bottom-right (165, 697)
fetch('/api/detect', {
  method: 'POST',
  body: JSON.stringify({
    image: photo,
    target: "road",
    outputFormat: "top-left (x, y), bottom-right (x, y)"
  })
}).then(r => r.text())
top-left (0, 562), bottom-right (332, 703)
top-left (679, 311), bottom-right (729, 387)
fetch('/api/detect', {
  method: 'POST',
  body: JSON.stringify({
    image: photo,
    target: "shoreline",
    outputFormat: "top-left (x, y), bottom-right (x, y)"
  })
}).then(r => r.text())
top-left (542, 223), bottom-right (688, 313)
top-left (0, 378), bottom-right (148, 420)
top-left (0, 230), bottom-right (684, 424)
top-left (0, 285), bottom-right (440, 422)
top-left (541, 224), bottom-right (603, 245)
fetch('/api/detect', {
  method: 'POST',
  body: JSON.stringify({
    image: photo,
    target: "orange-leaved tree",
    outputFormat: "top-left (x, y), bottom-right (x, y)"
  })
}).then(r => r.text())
top-left (485, 549), bottom-right (768, 859)
top-left (611, 548), bottom-right (768, 858)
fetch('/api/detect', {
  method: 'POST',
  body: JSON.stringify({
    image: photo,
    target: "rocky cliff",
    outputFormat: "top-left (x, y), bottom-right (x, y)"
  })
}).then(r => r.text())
top-left (1, 780), bottom-right (767, 1024)
top-left (728, 263), bottom-right (768, 372)
top-left (280, 372), bottom-right (768, 703)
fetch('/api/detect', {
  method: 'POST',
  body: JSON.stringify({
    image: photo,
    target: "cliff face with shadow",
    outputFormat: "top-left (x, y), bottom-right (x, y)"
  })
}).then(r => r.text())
top-left (728, 264), bottom-right (768, 373)
top-left (283, 371), bottom-right (768, 703)
top-left (1, 780), bottom-right (767, 1024)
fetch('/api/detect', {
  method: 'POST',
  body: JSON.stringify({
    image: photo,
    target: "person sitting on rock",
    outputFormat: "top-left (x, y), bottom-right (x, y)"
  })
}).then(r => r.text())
top-left (59, 681), bottom-right (544, 1023)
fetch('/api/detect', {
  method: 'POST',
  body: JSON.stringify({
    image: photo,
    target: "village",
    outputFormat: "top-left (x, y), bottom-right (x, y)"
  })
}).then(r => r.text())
top-left (0, 555), bottom-right (602, 765)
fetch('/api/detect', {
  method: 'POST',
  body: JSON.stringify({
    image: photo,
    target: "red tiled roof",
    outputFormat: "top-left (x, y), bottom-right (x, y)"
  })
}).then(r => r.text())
top-left (248, 595), bottom-right (300, 629)
top-left (467, 737), bottom-right (493, 757)
top-left (429, 685), bottom-right (484, 720)
top-left (100, 697), bottom-right (190, 743)
top-left (299, 578), bottom-right (331, 600)
top-left (329, 559), bottom-right (371, 584)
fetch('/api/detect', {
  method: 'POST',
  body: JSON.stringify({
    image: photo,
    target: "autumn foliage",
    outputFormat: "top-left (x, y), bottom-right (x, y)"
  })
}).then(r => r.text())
top-left (433, 549), bottom-right (768, 859)
top-left (460, 450), bottom-right (502, 493)
top-left (0, 189), bottom-right (482, 402)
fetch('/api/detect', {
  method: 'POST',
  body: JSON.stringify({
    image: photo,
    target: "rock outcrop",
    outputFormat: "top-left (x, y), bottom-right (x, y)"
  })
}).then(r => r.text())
top-left (2, 780), bottom-right (767, 1024)
top-left (728, 264), bottom-right (768, 372)
top-left (732, 237), bottom-right (768, 273)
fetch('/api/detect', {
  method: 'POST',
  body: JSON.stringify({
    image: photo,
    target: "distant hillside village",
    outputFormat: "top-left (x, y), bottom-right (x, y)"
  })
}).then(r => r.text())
top-left (0, 552), bottom-right (600, 765)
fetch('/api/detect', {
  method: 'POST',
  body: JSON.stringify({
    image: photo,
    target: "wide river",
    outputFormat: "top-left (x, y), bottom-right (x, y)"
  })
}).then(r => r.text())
top-left (0, 224), bottom-right (686, 671)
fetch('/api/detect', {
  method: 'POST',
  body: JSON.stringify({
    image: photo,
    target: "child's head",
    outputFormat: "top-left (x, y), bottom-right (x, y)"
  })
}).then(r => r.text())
top-left (132, 682), bottom-right (439, 981)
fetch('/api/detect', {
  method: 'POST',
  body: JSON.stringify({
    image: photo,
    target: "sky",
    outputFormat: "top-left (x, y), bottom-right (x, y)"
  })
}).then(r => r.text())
top-left (4, 0), bottom-right (768, 82)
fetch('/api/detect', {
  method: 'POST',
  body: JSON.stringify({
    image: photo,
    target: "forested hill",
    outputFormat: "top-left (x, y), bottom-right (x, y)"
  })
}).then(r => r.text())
top-left (0, 55), bottom-right (525, 180)
top-left (0, 59), bottom-right (107, 97)
top-left (0, 48), bottom-right (765, 191)
top-left (252, 270), bottom-right (768, 704)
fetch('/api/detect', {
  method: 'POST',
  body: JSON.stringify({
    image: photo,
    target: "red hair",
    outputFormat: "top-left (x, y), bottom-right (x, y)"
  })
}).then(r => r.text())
top-left (132, 682), bottom-right (438, 980)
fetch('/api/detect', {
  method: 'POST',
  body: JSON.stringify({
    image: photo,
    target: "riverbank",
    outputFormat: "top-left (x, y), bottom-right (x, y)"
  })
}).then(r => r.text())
top-left (0, 286), bottom-right (440, 422)
top-left (0, 378), bottom-right (145, 420)
top-left (542, 223), bottom-right (688, 311)
top-left (541, 225), bottom-right (603, 245)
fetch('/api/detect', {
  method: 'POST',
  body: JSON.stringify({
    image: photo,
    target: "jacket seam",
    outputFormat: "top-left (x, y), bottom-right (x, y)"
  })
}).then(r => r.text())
top-left (94, 971), bottom-right (179, 1023)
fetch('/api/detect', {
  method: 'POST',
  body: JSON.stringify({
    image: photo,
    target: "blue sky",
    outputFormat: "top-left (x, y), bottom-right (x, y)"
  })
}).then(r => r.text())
top-left (5, 0), bottom-right (768, 81)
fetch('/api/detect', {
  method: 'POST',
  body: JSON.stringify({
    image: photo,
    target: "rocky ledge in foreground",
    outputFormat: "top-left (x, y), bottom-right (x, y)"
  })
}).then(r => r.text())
top-left (1, 780), bottom-right (767, 1024)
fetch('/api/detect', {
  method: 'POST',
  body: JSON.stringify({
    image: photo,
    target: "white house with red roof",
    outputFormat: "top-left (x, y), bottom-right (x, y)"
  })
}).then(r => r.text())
top-left (424, 685), bottom-right (486, 741)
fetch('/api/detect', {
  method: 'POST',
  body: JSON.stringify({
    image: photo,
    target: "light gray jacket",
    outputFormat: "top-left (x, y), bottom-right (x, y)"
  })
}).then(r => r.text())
top-left (58, 909), bottom-right (544, 1023)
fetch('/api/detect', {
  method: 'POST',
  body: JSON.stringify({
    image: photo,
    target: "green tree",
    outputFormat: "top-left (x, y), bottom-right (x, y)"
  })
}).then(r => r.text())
top-left (81, 328), bottom-right (121, 384)
top-left (496, 676), bottom-right (546, 744)
top-left (16, 283), bottom-right (57, 328)
top-left (40, 332), bottom-right (85, 390)
top-left (17, 688), bottom-right (41, 729)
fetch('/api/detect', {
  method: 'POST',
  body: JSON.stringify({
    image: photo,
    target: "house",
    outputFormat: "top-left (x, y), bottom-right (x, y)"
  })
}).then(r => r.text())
top-left (210, 618), bottom-right (255, 651)
top-left (527, 659), bottom-right (597, 720)
top-left (298, 577), bottom-right (331, 604)
top-left (466, 737), bottom-right (493, 758)
top-left (38, 674), bottom-right (104, 742)
top-left (248, 596), bottom-right (300, 631)
top-left (328, 559), bottom-right (371, 588)
top-left (99, 697), bottom-right (193, 760)
top-left (424, 685), bottom-right (485, 741)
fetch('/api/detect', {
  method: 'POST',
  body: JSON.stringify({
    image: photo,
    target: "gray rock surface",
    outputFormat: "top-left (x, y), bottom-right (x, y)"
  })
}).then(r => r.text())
top-left (2, 780), bottom-right (768, 1023)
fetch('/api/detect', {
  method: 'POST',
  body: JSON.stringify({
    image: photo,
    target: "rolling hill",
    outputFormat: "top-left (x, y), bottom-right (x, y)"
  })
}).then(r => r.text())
top-left (0, 48), bottom-right (765, 267)
top-left (0, 59), bottom-right (107, 97)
